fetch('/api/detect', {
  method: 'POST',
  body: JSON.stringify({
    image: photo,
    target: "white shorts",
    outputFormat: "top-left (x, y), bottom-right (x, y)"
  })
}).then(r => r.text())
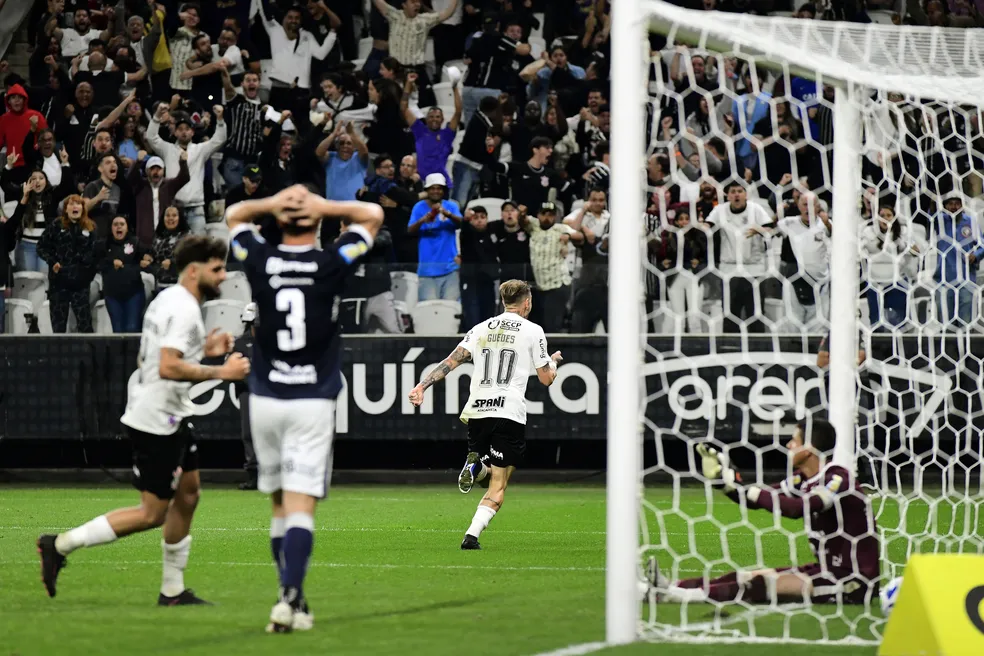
top-left (249, 395), bottom-right (336, 498)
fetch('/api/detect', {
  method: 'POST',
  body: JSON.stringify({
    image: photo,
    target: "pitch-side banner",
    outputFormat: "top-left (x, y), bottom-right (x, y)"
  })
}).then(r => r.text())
top-left (0, 335), bottom-right (973, 442)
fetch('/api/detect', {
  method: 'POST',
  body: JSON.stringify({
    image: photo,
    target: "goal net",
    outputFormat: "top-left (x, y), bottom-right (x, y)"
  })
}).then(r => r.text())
top-left (607, 0), bottom-right (984, 647)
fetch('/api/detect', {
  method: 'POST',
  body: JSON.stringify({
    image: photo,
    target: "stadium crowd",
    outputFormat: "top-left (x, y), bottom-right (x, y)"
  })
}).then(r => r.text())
top-left (0, 0), bottom-right (982, 335)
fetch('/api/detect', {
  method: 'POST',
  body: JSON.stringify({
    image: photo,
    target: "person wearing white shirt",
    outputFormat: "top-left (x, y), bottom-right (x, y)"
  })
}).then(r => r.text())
top-left (145, 103), bottom-right (227, 236)
top-left (257, 2), bottom-right (336, 124)
top-left (777, 193), bottom-right (832, 332)
top-left (52, 9), bottom-right (105, 59)
top-left (861, 203), bottom-right (924, 329)
top-left (706, 182), bottom-right (775, 333)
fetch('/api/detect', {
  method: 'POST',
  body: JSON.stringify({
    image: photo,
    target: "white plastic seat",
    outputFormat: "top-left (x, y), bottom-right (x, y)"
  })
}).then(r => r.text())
top-left (432, 82), bottom-right (454, 107)
top-left (206, 221), bottom-right (230, 243)
top-left (219, 270), bottom-right (252, 304)
top-left (89, 273), bottom-right (102, 307)
top-left (38, 299), bottom-right (77, 334)
top-left (528, 36), bottom-right (546, 59)
top-left (531, 13), bottom-right (544, 40)
top-left (410, 300), bottom-right (461, 335)
top-left (466, 198), bottom-right (504, 222)
top-left (11, 271), bottom-right (47, 315)
top-left (140, 272), bottom-right (156, 305)
top-left (203, 299), bottom-right (246, 337)
top-left (92, 299), bottom-right (114, 334)
top-left (358, 37), bottom-right (373, 59)
top-left (390, 271), bottom-right (419, 311)
top-left (5, 298), bottom-right (32, 334)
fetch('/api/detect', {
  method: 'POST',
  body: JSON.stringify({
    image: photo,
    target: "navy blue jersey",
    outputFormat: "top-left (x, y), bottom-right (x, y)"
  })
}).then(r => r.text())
top-left (229, 223), bottom-right (373, 400)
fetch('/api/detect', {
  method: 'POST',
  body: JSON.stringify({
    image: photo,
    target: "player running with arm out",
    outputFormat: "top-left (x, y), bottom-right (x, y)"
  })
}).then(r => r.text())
top-left (654, 417), bottom-right (880, 606)
top-left (408, 280), bottom-right (563, 550)
top-left (226, 185), bottom-right (383, 633)
top-left (38, 236), bottom-right (251, 604)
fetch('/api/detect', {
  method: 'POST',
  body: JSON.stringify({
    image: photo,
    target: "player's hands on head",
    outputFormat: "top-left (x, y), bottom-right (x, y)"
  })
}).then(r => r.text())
top-left (205, 328), bottom-right (235, 358)
top-left (275, 185), bottom-right (324, 229)
top-left (220, 352), bottom-right (251, 381)
top-left (408, 384), bottom-right (426, 407)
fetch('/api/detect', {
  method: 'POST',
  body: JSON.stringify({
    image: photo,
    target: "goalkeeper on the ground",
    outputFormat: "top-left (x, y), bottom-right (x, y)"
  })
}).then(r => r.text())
top-left (654, 417), bottom-right (880, 605)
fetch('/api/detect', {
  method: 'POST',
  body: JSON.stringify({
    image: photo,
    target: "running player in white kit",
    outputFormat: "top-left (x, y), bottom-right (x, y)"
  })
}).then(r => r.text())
top-left (37, 235), bottom-right (251, 603)
top-left (409, 280), bottom-right (563, 550)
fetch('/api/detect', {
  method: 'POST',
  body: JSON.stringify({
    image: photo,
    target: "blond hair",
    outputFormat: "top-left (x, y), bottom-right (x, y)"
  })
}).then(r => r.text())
top-left (499, 279), bottom-right (531, 307)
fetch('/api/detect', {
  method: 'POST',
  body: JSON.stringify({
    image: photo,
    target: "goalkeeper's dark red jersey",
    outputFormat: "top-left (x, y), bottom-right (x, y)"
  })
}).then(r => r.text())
top-left (729, 465), bottom-right (880, 581)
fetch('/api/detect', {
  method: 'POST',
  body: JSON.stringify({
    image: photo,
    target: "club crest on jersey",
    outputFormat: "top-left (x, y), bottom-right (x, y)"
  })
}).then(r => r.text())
top-left (232, 239), bottom-right (249, 261)
top-left (339, 241), bottom-right (369, 264)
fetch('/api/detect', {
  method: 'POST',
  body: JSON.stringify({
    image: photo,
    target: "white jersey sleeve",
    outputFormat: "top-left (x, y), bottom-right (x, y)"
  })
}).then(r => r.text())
top-left (457, 326), bottom-right (479, 357)
top-left (528, 322), bottom-right (551, 370)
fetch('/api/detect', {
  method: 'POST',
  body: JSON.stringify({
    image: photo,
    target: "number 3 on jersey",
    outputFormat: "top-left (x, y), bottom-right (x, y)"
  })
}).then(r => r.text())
top-left (276, 288), bottom-right (306, 351)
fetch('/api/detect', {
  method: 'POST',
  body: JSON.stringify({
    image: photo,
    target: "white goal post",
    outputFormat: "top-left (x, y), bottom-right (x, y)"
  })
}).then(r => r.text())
top-left (607, 0), bottom-right (984, 646)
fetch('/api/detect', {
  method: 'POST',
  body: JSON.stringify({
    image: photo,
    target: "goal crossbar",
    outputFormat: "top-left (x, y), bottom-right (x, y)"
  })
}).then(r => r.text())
top-left (642, 0), bottom-right (984, 104)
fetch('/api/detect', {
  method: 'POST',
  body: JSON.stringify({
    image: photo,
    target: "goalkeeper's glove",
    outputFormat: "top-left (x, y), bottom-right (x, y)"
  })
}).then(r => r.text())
top-left (696, 444), bottom-right (741, 492)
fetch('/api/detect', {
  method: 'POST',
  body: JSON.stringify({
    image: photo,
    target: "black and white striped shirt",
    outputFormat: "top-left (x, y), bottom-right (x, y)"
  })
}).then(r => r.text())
top-left (223, 93), bottom-right (264, 160)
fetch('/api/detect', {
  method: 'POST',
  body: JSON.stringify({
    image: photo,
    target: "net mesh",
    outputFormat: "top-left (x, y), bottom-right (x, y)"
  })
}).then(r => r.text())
top-left (637, 3), bottom-right (984, 645)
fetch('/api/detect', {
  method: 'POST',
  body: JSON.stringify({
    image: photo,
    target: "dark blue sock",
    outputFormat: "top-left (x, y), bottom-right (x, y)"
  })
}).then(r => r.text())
top-left (271, 536), bottom-right (284, 584)
top-left (282, 526), bottom-right (314, 597)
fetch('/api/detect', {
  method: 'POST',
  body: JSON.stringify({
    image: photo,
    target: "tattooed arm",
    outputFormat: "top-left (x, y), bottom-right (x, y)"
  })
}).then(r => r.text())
top-left (408, 346), bottom-right (472, 406)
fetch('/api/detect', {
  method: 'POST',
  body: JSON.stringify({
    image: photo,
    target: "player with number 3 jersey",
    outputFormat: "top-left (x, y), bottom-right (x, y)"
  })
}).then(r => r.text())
top-left (409, 280), bottom-right (563, 550)
top-left (226, 185), bottom-right (383, 633)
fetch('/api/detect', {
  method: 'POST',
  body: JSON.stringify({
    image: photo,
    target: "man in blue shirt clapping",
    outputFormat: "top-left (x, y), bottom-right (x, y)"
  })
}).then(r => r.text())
top-left (408, 173), bottom-right (463, 301)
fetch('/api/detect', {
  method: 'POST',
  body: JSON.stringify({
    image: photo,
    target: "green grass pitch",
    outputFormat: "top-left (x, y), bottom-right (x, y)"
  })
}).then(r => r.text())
top-left (0, 484), bottom-right (901, 656)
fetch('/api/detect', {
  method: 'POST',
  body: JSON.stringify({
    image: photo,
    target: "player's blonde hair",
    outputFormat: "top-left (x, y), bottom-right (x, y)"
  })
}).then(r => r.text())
top-left (499, 280), bottom-right (531, 307)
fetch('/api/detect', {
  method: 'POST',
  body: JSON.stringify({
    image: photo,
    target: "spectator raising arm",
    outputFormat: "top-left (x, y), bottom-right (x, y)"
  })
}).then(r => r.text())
top-left (316, 121), bottom-right (344, 164)
top-left (96, 89), bottom-right (137, 131)
top-left (449, 81), bottom-right (463, 132)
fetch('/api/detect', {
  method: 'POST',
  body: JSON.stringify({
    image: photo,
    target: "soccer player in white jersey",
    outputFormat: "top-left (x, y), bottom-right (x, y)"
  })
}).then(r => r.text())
top-left (409, 280), bottom-right (563, 550)
top-left (226, 184), bottom-right (383, 632)
top-left (37, 236), bottom-right (251, 603)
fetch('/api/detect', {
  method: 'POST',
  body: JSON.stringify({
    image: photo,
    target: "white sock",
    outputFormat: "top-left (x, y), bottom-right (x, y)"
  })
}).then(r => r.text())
top-left (161, 535), bottom-right (192, 597)
top-left (271, 516), bottom-right (286, 539)
top-left (55, 515), bottom-right (117, 556)
top-left (465, 504), bottom-right (496, 539)
top-left (474, 464), bottom-right (489, 483)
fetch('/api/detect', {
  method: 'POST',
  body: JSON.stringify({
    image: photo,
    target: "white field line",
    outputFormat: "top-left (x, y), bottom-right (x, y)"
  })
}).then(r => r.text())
top-left (0, 559), bottom-right (604, 573)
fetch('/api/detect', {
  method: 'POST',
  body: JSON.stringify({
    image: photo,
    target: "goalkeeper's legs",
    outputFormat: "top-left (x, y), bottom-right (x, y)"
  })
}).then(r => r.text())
top-left (665, 568), bottom-right (813, 603)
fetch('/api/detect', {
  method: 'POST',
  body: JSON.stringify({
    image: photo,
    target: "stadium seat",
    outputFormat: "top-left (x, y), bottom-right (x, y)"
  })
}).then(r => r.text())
top-left (569, 199), bottom-right (585, 214)
top-left (410, 300), bottom-right (461, 335)
top-left (467, 198), bottom-right (504, 222)
top-left (352, 58), bottom-right (366, 70)
top-left (5, 298), bottom-right (32, 334)
top-left (868, 9), bottom-right (896, 24)
top-left (89, 274), bottom-right (102, 307)
top-left (358, 37), bottom-right (373, 60)
top-left (140, 272), bottom-right (156, 305)
top-left (220, 271), bottom-right (252, 304)
top-left (390, 271), bottom-right (419, 311)
top-left (203, 299), bottom-right (247, 337)
top-left (38, 299), bottom-right (77, 334)
top-left (432, 82), bottom-right (454, 107)
top-left (206, 221), bottom-right (230, 243)
top-left (531, 13), bottom-right (544, 40)
top-left (92, 299), bottom-right (113, 334)
top-left (528, 36), bottom-right (546, 58)
top-left (11, 271), bottom-right (47, 315)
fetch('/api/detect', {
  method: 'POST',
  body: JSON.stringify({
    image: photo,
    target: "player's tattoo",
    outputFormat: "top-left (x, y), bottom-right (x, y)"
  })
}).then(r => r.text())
top-left (419, 347), bottom-right (470, 390)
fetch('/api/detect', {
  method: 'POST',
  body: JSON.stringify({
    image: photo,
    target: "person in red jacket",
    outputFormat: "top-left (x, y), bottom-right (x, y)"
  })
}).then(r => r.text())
top-left (0, 84), bottom-right (48, 169)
